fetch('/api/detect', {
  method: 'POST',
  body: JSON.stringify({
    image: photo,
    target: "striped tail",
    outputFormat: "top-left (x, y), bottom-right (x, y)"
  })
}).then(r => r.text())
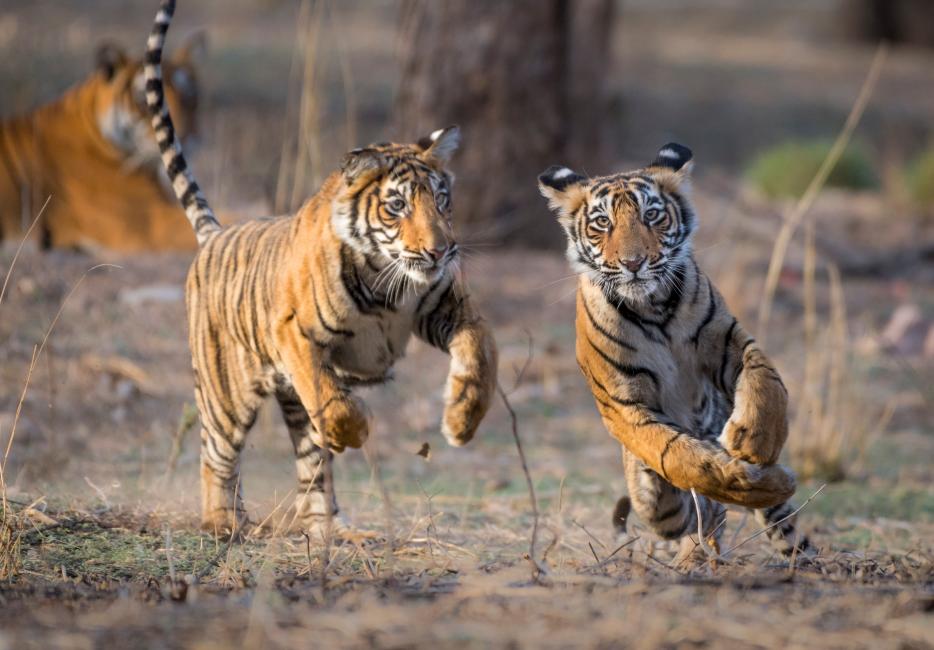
top-left (144, 0), bottom-right (220, 246)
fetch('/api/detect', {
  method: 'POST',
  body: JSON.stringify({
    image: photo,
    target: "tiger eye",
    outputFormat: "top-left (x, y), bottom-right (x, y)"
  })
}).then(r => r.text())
top-left (592, 215), bottom-right (611, 229)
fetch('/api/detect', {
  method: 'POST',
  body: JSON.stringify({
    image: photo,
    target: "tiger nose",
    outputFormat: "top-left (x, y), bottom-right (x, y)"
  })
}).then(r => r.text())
top-left (621, 256), bottom-right (645, 273)
top-left (425, 245), bottom-right (448, 262)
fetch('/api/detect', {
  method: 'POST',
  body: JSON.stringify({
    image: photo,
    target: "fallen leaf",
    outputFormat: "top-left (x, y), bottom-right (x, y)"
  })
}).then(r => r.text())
top-left (416, 442), bottom-right (431, 460)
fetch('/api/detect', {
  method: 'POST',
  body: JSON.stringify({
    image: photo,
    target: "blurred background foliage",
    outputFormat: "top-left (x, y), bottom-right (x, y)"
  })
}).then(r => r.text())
top-left (2, 0), bottom-right (933, 242)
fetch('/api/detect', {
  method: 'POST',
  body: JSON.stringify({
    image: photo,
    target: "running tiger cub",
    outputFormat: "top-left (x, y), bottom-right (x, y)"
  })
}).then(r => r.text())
top-left (0, 36), bottom-right (203, 250)
top-left (146, 0), bottom-right (497, 536)
top-left (539, 144), bottom-right (812, 557)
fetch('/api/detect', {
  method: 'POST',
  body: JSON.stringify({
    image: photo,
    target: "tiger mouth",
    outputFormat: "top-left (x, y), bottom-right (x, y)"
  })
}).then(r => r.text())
top-left (600, 272), bottom-right (658, 300)
top-left (402, 249), bottom-right (458, 283)
top-left (405, 259), bottom-right (452, 283)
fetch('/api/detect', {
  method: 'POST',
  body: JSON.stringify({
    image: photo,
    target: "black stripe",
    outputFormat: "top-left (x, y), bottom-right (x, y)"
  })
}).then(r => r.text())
top-left (586, 336), bottom-right (659, 388)
top-left (582, 297), bottom-right (636, 352)
top-left (718, 319), bottom-right (738, 391)
top-left (606, 292), bottom-right (666, 343)
top-left (690, 280), bottom-right (716, 345)
top-left (311, 281), bottom-right (354, 338)
top-left (166, 152), bottom-right (187, 178)
top-left (650, 500), bottom-right (685, 524)
top-left (144, 48), bottom-right (163, 65)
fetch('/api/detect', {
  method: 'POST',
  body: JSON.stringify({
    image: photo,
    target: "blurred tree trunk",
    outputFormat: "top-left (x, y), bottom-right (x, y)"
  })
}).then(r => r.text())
top-left (842, 0), bottom-right (934, 47)
top-left (394, 0), bottom-right (614, 249)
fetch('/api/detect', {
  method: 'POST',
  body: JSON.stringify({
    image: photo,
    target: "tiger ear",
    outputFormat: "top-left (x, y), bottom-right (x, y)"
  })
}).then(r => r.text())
top-left (95, 42), bottom-right (128, 82)
top-left (340, 148), bottom-right (386, 188)
top-left (538, 165), bottom-right (587, 218)
top-left (418, 125), bottom-right (460, 164)
top-left (646, 142), bottom-right (694, 192)
top-left (172, 30), bottom-right (208, 66)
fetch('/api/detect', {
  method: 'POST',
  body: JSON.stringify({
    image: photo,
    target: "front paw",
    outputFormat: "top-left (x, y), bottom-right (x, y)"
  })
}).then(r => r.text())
top-left (441, 375), bottom-right (489, 447)
top-left (320, 395), bottom-right (369, 452)
top-left (709, 457), bottom-right (797, 509)
top-left (719, 416), bottom-right (786, 466)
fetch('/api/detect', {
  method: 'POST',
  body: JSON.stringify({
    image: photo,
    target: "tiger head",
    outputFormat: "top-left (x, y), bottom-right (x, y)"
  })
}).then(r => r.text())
top-left (333, 126), bottom-right (461, 285)
top-left (539, 143), bottom-right (696, 304)
top-left (94, 34), bottom-right (204, 171)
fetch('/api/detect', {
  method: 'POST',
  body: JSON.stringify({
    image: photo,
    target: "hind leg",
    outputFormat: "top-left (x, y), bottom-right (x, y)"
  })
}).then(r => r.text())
top-left (199, 424), bottom-right (249, 535)
top-left (192, 344), bottom-right (267, 535)
top-left (755, 501), bottom-right (815, 557)
top-left (621, 447), bottom-right (725, 557)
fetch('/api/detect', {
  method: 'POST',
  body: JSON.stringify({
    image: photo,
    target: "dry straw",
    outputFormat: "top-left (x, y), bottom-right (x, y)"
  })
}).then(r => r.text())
top-left (757, 44), bottom-right (888, 343)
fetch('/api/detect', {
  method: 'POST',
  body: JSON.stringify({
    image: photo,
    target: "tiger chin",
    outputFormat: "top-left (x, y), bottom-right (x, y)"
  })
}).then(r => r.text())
top-left (145, 0), bottom-right (497, 539)
top-left (539, 144), bottom-right (814, 560)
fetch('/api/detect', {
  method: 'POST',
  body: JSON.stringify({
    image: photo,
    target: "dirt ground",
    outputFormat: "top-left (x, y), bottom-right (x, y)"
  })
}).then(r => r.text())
top-left (1, 185), bottom-right (931, 647)
top-left (1, 1), bottom-right (933, 648)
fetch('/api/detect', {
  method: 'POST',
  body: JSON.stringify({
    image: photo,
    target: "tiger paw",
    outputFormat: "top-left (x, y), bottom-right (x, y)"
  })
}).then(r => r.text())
top-left (298, 514), bottom-right (382, 545)
top-left (705, 458), bottom-right (796, 509)
top-left (319, 395), bottom-right (369, 452)
top-left (719, 379), bottom-right (789, 466)
top-left (441, 375), bottom-right (487, 447)
top-left (718, 416), bottom-right (786, 466)
top-left (200, 508), bottom-right (254, 541)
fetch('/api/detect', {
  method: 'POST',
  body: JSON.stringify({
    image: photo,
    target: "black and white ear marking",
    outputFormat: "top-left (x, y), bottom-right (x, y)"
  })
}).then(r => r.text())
top-left (95, 42), bottom-right (128, 82)
top-left (340, 148), bottom-right (385, 185)
top-left (538, 165), bottom-right (587, 218)
top-left (538, 165), bottom-right (585, 191)
top-left (419, 125), bottom-right (461, 163)
top-left (651, 142), bottom-right (693, 172)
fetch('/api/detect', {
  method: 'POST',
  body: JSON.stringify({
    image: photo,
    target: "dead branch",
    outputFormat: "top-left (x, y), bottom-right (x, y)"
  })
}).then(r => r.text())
top-left (723, 484), bottom-right (826, 557)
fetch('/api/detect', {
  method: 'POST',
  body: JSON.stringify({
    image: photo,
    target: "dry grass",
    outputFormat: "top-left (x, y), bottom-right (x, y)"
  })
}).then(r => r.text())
top-left (0, 496), bottom-right (930, 648)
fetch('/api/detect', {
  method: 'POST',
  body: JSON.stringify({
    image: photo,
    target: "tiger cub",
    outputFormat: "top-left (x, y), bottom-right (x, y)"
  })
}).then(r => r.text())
top-left (145, 0), bottom-right (497, 536)
top-left (539, 144), bottom-right (812, 557)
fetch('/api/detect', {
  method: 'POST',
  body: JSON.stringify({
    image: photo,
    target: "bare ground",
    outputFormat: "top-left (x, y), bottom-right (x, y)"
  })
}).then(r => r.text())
top-left (1, 185), bottom-right (932, 647)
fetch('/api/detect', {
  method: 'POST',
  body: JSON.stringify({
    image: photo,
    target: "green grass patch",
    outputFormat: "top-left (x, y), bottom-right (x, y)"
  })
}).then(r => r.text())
top-left (746, 139), bottom-right (878, 199)
top-left (19, 516), bottom-right (230, 583)
top-left (906, 146), bottom-right (934, 207)
top-left (802, 481), bottom-right (934, 522)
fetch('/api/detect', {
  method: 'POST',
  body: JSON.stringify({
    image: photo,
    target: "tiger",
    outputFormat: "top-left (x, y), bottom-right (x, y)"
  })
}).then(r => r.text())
top-left (538, 143), bottom-right (813, 560)
top-left (0, 35), bottom-right (204, 251)
top-left (145, 0), bottom-right (498, 537)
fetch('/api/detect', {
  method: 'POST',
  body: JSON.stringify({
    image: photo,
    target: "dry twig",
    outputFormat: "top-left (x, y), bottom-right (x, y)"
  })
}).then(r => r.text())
top-left (723, 484), bottom-right (826, 557)
top-left (497, 335), bottom-right (546, 582)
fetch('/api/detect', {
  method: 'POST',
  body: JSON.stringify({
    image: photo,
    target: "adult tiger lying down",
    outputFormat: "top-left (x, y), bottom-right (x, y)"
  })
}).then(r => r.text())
top-left (145, 0), bottom-right (497, 537)
top-left (539, 144), bottom-right (812, 558)
top-left (0, 36), bottom-right (204, 251)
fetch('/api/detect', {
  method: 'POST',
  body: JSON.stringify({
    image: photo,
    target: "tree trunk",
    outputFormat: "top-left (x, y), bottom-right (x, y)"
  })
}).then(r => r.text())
top-left (841, 0), bottom-right (934, 47)
top-left (394, 0), bottom-right (614, 249)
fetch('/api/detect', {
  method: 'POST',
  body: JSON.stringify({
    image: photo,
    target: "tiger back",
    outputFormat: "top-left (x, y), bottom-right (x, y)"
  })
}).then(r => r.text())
top-left (0, 37), bottom-right (203, 251)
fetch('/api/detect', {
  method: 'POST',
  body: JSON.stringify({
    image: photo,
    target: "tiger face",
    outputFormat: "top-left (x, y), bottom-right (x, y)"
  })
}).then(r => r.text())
top-left (539, 143), bottom-right (696, 304)
top-left (333, 126), bottom-right (461, 285)
top-left (94, 34), bottom-right (204, 171)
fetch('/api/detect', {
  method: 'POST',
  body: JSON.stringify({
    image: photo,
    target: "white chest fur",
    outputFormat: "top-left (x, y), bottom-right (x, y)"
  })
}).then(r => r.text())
top-left (329, 300), bottom-right (419, 383)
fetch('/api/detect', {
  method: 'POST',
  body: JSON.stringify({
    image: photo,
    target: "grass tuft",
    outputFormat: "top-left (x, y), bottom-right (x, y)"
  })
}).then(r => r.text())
top-left (0, 505), bottom-right (22, 581)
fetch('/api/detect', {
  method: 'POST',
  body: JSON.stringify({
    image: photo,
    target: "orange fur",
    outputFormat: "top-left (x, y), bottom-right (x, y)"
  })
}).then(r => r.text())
top-left (185, 145), bottom-right (497, 534)
top-left (0, 39), bottom-right (203, 250)
top-left (540, 144), bottom-right (810, 556)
